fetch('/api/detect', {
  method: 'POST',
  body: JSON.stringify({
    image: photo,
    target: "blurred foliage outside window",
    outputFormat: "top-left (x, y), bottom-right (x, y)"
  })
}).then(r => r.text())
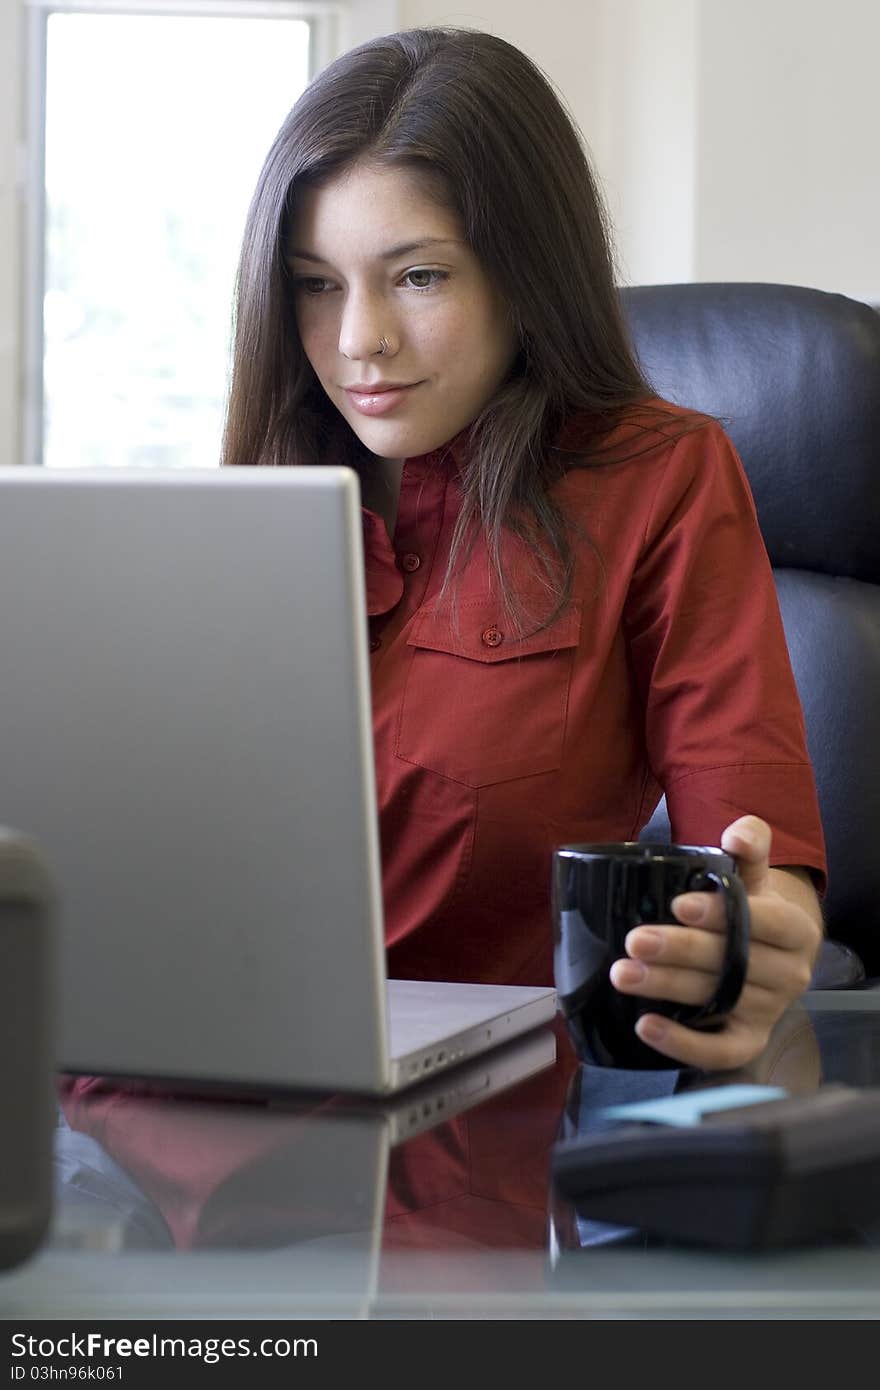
top-left (43, 13), bottom-right (310, 468)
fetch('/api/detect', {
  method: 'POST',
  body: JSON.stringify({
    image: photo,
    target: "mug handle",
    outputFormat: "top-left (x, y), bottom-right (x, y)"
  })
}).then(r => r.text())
top-left (683, 868), bottom-right (750, 1025)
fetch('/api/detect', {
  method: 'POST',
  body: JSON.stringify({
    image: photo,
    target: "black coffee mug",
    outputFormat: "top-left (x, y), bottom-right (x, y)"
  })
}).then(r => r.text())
top-left (552, 843), bottom-right (750, 1069)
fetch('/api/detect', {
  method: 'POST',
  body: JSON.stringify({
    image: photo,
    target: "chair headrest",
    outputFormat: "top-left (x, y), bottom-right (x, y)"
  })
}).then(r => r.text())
top-left (619, 283), bottom-right (880, 583)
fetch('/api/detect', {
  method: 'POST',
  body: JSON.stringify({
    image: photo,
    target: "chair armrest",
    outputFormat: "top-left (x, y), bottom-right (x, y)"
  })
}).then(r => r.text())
top-left (809, 938), bottom-right (867, 989)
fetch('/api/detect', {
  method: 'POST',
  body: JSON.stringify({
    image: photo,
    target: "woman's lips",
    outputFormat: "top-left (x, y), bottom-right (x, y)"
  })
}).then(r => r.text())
top-left (344, 383), bottom-right (420, 416)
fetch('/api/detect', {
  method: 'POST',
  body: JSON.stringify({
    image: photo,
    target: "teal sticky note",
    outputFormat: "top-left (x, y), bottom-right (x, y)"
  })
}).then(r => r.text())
top-left (598, 1084), bottom-right (788, 1128)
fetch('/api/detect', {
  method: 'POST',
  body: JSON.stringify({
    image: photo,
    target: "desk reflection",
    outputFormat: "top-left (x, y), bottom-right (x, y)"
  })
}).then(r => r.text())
top-left (17, 997), bottom-right (880, 1318)
top-left (53, 1023), bottom-right (565, 1259)
top-left (53, 1002), bottom-right (825, 1264)
top-left (0, 990), bottom-right (872, 1326)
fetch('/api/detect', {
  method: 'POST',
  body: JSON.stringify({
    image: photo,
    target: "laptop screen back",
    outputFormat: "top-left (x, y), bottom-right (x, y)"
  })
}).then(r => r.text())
top-left (0, 467), bottom-right (391, 1090)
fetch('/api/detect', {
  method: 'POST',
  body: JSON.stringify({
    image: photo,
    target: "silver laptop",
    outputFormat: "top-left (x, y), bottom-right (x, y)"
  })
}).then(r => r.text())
top-left (0, 467), bottom-right (556, 1094)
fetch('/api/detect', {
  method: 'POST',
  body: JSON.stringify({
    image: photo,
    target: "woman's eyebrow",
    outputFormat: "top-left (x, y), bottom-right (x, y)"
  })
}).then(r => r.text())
top-left (290, 237), bottom-right (464, 263)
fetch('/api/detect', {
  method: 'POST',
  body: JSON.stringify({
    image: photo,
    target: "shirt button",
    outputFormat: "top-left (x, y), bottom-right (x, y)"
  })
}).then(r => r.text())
top-left (400, 552), bottom-right (421, 572)
top-left (370, 636), bottom-right (381, 652)
top-left (481, 626), bottom-right (504, 648)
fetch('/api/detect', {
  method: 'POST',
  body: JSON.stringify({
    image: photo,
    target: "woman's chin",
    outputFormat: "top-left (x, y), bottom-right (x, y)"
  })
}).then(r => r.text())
top-left (341, 414), bottom-right (453, 462)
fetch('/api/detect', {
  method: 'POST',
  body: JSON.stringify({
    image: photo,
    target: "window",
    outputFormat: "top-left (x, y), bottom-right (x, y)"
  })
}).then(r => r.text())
top-left (25, 2), bottom-right (337, 469)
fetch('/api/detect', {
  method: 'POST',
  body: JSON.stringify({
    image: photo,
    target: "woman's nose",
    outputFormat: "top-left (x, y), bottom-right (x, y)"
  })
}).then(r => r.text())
top-left (337, 289), bottom-right (396, 361)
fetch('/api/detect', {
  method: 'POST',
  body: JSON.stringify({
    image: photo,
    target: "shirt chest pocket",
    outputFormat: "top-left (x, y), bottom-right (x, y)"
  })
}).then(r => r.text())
top-left (396, 598), bottom-right (582, 788)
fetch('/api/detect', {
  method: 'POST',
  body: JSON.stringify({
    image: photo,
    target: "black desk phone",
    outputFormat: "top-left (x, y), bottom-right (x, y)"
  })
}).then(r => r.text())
top-left (552, 1083), bottom-right (880, 1250)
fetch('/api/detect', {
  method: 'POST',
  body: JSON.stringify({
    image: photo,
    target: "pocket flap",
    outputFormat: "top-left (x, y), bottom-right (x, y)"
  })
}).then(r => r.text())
top-left (407, 598), bottom-right (582, 663)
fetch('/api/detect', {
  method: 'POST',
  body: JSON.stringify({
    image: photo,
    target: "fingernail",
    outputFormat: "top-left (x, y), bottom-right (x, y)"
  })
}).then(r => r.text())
top-left (629, 927), bottom-right (663, 958)
top-left (611, 959), bottom-right (647, 986)
top-left (636, 1016), bottom-right (668, 1044)
top-left (730, 826), bottom-right (757, 848)
top-left (671, 895), bottom-right (704, 923)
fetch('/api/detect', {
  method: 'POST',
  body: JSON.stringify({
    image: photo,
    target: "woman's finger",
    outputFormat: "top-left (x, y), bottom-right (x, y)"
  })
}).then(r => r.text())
top-left (634, 1011), bottom-right (773, 1072)
top-left (669, 891), bottom-right (817, 952)
top-left (610, 958), bottom-right (769, 1009)
top-left (720, 816), bottom-right (773, 896)
top-left (624, 924), bottom-right (813, 998)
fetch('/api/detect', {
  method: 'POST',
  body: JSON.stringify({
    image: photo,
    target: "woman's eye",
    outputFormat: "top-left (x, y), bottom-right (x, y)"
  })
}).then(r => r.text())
top-left (293, 276), bottom-right (330, 295)
top-left (402, 268), bottom-right (447, 291)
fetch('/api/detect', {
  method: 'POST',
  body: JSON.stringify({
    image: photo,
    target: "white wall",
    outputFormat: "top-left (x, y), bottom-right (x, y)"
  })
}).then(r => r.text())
top-left (696, 0), bottom-right (880, 298)
top-left (585, 0), bottom-right (698, 286)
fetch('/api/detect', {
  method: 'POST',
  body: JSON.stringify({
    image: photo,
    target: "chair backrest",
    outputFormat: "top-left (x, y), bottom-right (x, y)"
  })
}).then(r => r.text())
top-left (621, 283), bottom-right (880, 974)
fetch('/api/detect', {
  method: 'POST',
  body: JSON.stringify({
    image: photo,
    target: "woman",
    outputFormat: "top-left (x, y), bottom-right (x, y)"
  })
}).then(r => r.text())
top-left (222, 27), bottom-right (826, 1071)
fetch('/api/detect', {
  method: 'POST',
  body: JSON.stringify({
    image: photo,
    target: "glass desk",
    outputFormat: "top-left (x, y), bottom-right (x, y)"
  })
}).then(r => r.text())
top-left (3, 992), bottom-right (880, 1321)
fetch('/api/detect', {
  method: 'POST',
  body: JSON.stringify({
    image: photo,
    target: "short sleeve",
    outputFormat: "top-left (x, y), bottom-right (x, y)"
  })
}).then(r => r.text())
top-left (624, 422), bottom-right (828, 894)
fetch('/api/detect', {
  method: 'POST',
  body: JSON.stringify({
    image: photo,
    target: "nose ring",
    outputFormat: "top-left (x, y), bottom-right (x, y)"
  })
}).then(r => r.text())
top-left (376, 337), bottom-right (390, 355)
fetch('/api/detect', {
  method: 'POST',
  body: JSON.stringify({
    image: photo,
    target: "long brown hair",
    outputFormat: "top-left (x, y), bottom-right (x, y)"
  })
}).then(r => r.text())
top-left (222, 26), bottom-right (698, 630)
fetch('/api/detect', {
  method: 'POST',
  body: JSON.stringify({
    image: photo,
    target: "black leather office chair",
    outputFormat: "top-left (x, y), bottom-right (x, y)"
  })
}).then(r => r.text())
top-left (620, 283), bottom-right (880, 986)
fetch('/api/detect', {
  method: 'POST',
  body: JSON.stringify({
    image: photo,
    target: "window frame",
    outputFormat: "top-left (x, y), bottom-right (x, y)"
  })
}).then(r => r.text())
top-left (21, 0), bottom-right (345, 468)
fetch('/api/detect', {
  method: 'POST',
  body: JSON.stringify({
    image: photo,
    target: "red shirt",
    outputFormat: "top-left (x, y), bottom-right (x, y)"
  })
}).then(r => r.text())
top-left (367, 401), bottom-right (827, 987)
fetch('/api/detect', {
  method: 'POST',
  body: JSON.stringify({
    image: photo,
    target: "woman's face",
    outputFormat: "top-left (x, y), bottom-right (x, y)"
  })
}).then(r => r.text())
top-left (289, 162), bottom-right (519, 459)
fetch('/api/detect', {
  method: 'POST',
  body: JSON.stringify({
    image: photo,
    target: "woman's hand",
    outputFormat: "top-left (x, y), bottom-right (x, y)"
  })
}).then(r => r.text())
top-left (608, 815), bottom-right (824, 1071)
